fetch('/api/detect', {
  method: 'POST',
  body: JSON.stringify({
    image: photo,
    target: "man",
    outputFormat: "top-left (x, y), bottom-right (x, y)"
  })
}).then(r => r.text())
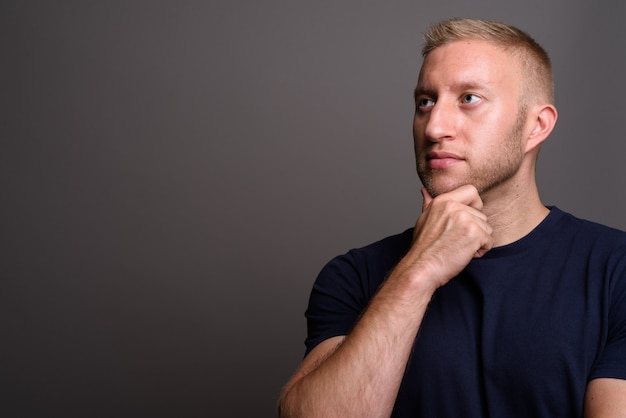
top-left (279, 18), bottom-right (626, 417)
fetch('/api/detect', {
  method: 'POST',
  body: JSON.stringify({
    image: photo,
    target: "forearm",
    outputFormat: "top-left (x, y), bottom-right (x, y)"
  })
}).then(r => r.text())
top-left (279, 266), bottom-right (437, 418)
top-left (280, 187), bottom-right (493, 417)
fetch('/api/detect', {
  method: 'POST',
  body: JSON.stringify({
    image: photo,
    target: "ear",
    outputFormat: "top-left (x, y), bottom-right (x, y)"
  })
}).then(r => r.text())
top-left (525, 104), bottom-right (558, 153)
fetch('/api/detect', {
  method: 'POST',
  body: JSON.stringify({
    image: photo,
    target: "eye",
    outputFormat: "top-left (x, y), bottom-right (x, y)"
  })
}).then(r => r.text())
top-left (416, 97), bottom-right (435, 110)
top-left (461, 94), bottom-right (480, 105)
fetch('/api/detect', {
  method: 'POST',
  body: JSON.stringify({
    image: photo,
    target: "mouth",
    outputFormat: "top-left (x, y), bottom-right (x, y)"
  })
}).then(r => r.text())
top-left (426, 151), bottom-right (464, 169)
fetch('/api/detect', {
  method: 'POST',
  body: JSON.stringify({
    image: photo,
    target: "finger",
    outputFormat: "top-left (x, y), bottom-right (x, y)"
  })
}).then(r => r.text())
top-left (474, 248), bottom-right (489, 258)
top-left (473, 229), bottom-right (494, 258)
top-left (474, 239), bottom-right (494, 258)
top-left (421, 187), bottom-right (433, 212)
top-left (440, 184), bottom-right (484, 211)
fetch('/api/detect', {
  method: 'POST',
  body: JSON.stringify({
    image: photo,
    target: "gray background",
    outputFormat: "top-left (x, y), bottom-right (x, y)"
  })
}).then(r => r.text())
top-left (2, 1), bottom-right (625, 417)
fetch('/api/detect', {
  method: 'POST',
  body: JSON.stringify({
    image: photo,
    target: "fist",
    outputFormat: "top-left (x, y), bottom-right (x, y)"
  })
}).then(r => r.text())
top-left (408, 185), bottom-right (494, 288)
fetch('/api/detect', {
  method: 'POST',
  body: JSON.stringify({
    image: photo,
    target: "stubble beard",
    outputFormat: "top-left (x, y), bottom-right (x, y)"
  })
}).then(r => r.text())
top-left (416, 108), bottom-right (527, 198)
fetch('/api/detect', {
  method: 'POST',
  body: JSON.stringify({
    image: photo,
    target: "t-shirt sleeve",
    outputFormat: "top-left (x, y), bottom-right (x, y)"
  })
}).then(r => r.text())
top-left (589, 249), bottom-right (626, 381)
top-left (303, 251), bottom-right (370, 356)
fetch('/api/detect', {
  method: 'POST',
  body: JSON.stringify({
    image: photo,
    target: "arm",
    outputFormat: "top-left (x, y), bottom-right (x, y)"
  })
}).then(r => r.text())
top-left (279, 185), bottom-right (494, 418)
top-left (584, 378), bottom-right (626, 417)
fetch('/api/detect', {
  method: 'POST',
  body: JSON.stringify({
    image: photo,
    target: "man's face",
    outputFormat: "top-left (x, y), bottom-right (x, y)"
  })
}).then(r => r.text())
top-left (413, 40), bottom-right (528, 197)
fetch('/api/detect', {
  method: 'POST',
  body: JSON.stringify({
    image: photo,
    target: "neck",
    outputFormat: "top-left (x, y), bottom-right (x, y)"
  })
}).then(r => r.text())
top-left (481, 182), bottom-right (549, 247)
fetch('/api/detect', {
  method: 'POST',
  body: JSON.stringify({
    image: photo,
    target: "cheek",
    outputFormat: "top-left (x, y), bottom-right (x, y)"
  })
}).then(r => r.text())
top-left (412, 118), bottom-right (427, 147)
top-left (466, 109), bottom-right (514, 142)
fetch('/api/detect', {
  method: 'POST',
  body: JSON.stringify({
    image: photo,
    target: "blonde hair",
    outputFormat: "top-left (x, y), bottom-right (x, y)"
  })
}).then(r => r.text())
top-left (422, 18), bottom-right (554, 104)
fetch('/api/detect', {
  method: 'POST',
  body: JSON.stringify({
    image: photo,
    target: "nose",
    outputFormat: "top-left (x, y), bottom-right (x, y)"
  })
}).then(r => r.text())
top-left (423, 101), bottom-right (456, 142)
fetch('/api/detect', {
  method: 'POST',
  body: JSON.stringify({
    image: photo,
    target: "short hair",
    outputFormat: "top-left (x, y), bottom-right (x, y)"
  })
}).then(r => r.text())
top-left (422, 18), bottom-right (554, 104)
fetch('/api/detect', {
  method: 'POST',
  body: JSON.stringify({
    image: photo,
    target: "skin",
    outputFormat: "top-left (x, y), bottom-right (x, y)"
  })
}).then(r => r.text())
top-left (414, 43), bottom-right (527, 199)
top-left (279, 39), bottom-right (626, 417)
top-left (412, 39), bottom-right (550, 244)
top-left (585, 379), bottom-right (626, 417)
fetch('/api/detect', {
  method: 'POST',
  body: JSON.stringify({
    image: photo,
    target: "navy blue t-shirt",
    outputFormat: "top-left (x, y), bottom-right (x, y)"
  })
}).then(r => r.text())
top-left (305, 207), bottom-right (626, 417)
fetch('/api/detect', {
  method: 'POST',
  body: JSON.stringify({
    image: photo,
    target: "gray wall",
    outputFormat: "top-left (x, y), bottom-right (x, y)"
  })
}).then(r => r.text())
top-left (2, 1), bottom-right (625, 417)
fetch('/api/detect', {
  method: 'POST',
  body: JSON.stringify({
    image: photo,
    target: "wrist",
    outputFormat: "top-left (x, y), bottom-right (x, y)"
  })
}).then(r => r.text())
top-left (392, 257), bottom-right (442, 295)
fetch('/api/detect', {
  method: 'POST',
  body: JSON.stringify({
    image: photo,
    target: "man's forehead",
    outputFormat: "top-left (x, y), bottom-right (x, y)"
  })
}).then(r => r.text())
top-left (420, 39), bottom-right (514, 69)
top-left (414, 80), bottom-right (493, 97)
top-left (416, 40), bottom-right (517, 91)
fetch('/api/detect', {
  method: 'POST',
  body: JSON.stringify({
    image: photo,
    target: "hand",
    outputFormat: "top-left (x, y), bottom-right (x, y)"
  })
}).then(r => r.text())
top-left (406, 185), bottom-right (494, 289)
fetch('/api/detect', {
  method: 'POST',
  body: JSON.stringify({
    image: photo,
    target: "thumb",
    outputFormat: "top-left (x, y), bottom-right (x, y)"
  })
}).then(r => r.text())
top-left (421, 187), bottom-right (433, 211)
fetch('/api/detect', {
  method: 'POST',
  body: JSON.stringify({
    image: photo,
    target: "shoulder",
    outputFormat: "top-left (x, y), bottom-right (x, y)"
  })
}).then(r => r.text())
top-left (314, 228), bottom-right (414, 296)
top-left (549, 207), bottom-right (626, 248)
top-left (305, 229), bottom-right (414, 353)
top-left (351, 228), bottom-right (415, 257)
top-left (326, 228), bottom-right (414, 272)
top-left (552, 208), bottom-right (626, 296)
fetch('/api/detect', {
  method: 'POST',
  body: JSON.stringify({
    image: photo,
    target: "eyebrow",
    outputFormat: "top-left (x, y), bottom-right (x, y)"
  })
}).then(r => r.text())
top-left (414, 81), bottom-right (490, 100)
top-left (413, 86), bottom-right (434, 102)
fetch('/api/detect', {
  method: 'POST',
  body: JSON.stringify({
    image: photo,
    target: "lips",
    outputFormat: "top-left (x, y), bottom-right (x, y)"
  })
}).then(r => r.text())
top-left (426, 151), bottom-right (464, 169)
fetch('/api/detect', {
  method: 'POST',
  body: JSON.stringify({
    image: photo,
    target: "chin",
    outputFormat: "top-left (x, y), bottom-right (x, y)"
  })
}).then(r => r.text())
top-left (420, 175), bottom-right (470, 197)
top-left (417, 164), bottom-right (472, 197)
